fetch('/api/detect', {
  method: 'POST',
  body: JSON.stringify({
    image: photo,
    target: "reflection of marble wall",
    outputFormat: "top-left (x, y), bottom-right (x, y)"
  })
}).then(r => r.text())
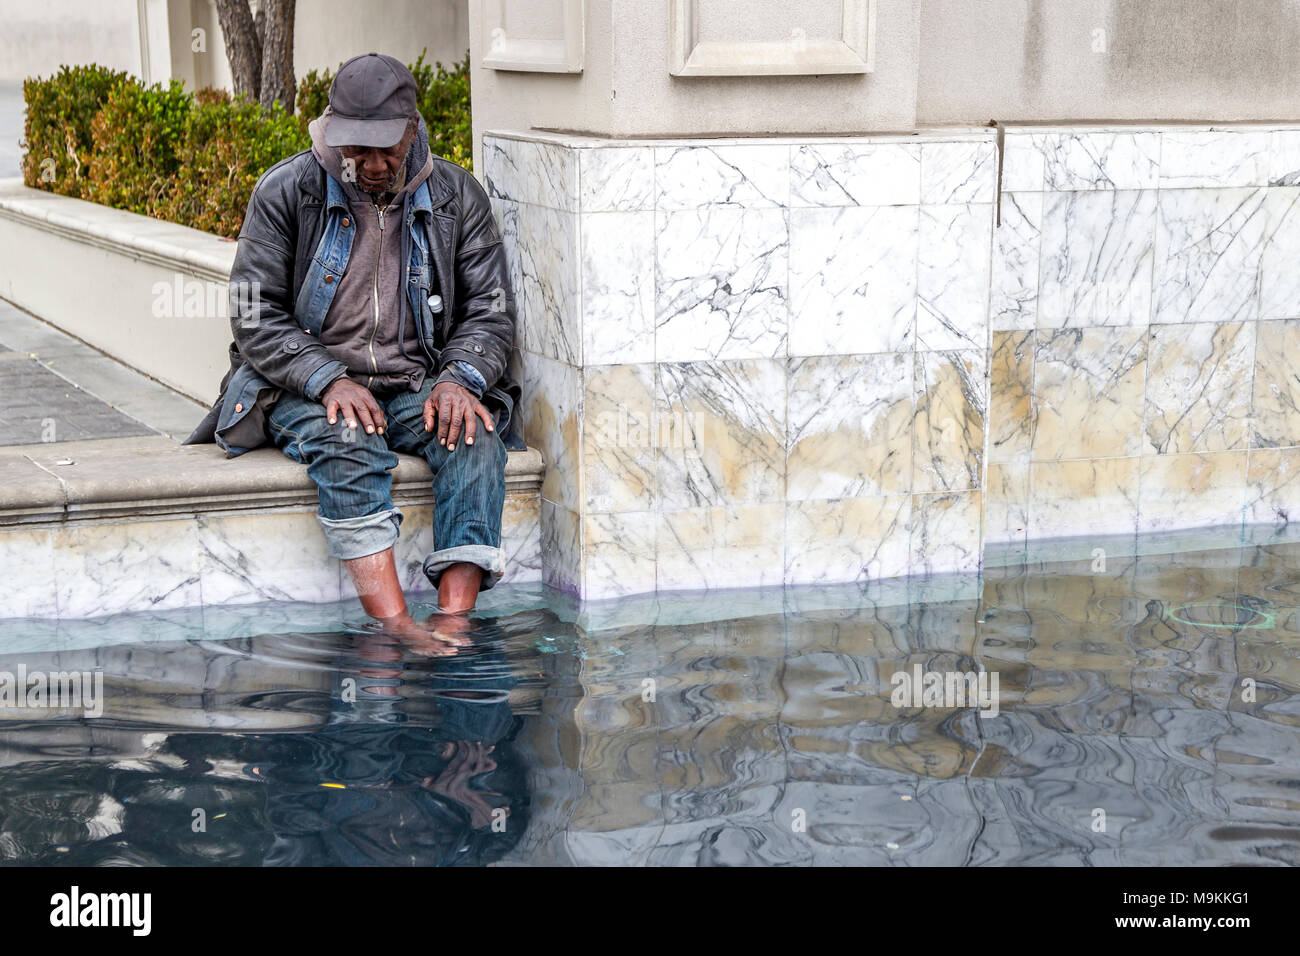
top-left (488, 126), bottom-right (1300, 600)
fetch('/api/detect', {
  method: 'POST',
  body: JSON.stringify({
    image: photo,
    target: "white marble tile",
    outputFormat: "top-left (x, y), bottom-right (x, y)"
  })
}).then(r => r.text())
top-left (500, 495), bottom-right (542, 585)
top-left (584, 511), bottom-right (657, 599)
top-left (920, 140), bottom-right (997, 204)
top-left (908, 491), bottom-right (982, 576)
top-left (579, 146), bottom-right (655, 211)
top-left (540, 498), bottom-right (581, 594)
top-left (656, 206), bottom-right (788, 362)
top-left (790, 142), bottom-right (921, 207)
top-left (785, 496), bottom-right (911, 586)
top-left (655, 144), bottom-right (790, 210)
top-left (0, 526), bottom-right (59, 619)
top-left (1152, 188), bottom-right (1265, 325)
top-left (1037, 131), bottom-right (1160, 191)
top-left (787, 353), bottom-right (912, 500)
top-left (52, 517), bottom-right (203, 618)
top-left (489, 198), bottom-right (521, 334)
top-left (483, 136), bottom-right (579, 211)
top-left (917, 203), bottom-right (993, 350)
top-left (1259, 187), bottom-right (1300, 319)
top-left (389, 503), bottom-right (436, 596)
top-left (1000, 133), bottom-right (1045, 192)
top-left (788, 204), bottom-right (917, 356)
top-left (1267, 129), bottom-right (1300, 185)
top-left (516, 202), bottom-right (581, 364)
top-left (656, 359), bottom-right (786, 510)
top-left (1039, 190), bottom-right (1157, 326)
top-left (197, 511), bottom-right (341, 606)
top-left (656, 503), bottom-right (785, 591)
top-left (581, 211), bottom-right (655, 365)
top-left (990, 191), bottom-right (1042, 331)
top-left (1159, 130), bottom-right (1271, 189)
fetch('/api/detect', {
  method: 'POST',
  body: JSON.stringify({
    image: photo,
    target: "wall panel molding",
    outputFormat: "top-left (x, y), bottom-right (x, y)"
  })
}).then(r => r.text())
top-left (669, 0), bottom-right (875, 76)
top-left (482, 0), bottom-right (584, 73)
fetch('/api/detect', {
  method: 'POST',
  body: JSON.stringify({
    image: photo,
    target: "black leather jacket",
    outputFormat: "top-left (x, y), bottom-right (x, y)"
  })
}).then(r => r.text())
top-left (182, 148), bottom-right (521, 454)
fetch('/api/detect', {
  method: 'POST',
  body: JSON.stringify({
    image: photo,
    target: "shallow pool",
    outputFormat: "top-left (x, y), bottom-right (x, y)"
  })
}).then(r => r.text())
top-left (1, 527), bottom-right (1297, 865)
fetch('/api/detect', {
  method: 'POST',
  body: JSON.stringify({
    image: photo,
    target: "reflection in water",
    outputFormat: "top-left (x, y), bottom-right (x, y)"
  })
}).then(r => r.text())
top-left (0, 538), bottom-right (1298, 866)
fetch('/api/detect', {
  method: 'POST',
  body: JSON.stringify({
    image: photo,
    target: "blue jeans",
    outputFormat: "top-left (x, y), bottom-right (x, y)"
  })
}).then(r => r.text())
top-left (266, 378), bottom-right (508, 591)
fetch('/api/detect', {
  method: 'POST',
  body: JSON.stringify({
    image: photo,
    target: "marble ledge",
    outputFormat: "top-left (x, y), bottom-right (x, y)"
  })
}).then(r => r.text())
top-left (0, 435), bottom-right (545, 525)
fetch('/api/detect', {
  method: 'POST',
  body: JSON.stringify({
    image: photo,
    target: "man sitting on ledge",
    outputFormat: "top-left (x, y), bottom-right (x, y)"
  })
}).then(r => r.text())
top-left (184, 53), bottom-right (521, 639)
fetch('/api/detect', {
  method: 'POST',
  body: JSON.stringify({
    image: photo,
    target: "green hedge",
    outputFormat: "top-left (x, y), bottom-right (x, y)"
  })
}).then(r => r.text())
top-left (21, 50), bottom-right (472, 238)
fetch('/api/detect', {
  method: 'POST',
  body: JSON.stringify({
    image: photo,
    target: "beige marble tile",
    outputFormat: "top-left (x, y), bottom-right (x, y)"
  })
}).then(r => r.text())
top-left (519, 351), bottom-right (582, 511)
top-left (1144, 321), bottom-right (1254, 454)
top-left (908, 491), bottom-right (982, 576)
top-left (912, 350), bottom-right (986, 493)
top-left (985, 461), bottom-right (1030, 546)
top-left (1245, 447), bottom-right (1300, 525)
top-left (656, 359), bottom-right (785, 510)
top-left (787, 353), bottom-right (911, 500)
top-left (1138, 451), bottom-right (1249, 533)
top-left (784, 496), bottom-right (911, 586)
top-left (1251, 319), bottom-right (1300, 449)
top-left (656, 503), bottom-right (784, 591)
top-left (584, 511), bottom-right (657, 599)
top-left (1029, 457), bottom-right (1140, 540)
top-left (988, 330), bottom-right (1034, 464)
top-left (584, 363), bottom-right (656, 513)
top-left (1032, 326), bottom-right (1146, 460)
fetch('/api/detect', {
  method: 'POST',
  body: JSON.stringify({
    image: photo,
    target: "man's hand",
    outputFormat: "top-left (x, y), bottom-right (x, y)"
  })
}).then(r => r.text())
top-left (424, 381), bottom-right (494, 451)
top-left (322, 377), bottom-right (386, 435)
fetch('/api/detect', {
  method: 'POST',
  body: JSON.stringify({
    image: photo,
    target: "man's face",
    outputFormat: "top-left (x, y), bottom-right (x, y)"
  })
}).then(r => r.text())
top-left (339, 118), bottom-right (416, 195)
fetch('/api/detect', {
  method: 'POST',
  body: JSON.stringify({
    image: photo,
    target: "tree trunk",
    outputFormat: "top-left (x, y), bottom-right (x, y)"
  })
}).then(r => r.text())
top-left (258, 0), bottom-right (297, 115)
top-left (212, 0), bottom-right (261, 102)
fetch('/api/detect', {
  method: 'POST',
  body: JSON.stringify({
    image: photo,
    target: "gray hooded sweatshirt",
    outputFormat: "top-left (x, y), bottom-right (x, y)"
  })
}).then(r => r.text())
top-left (307, 108), bottom-right (435, 397)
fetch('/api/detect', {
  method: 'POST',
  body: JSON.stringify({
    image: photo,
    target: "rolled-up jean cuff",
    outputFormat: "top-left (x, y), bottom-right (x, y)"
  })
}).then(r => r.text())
top-left (318, 508), bottom-right (403, 560)
top-left (423, 544), bottom-right (507, 591)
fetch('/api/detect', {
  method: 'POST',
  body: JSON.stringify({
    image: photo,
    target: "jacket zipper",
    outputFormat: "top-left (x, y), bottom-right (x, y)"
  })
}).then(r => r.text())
top-left (366, 202), bottom-right (386, 387)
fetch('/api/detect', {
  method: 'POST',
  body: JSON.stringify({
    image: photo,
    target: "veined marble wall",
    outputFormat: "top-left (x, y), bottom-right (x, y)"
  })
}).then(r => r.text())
top-left (987, 127), bottom-right (1300, 553)
top-left (485, 126), bottom-right (1300, 600)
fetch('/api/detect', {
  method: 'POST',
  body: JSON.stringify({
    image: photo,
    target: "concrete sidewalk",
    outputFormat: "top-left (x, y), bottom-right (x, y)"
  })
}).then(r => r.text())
top-left (0, 297), bottom-right (207, 443)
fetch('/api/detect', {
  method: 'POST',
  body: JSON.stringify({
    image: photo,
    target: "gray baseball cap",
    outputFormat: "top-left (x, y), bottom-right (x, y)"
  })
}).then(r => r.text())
top-left (324, 52), bottom-right (418, 148)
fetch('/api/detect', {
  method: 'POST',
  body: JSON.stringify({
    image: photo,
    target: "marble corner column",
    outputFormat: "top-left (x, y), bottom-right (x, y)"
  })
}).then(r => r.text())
top-left (485, 130), bottom-right (995, 600)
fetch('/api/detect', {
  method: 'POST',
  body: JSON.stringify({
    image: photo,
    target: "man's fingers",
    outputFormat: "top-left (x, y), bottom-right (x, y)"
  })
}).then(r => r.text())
top-left (447, 402), bottom-right (466, 450)
top-left (365, 396), bottom-right (386, 434)
top-left (338, 399), bottom-right (358, 429)
top-left (326, 398), bottom-right (341, 426)
top-left (355, 401), bottom-right (377, 435)
top-left (463, 404), bottom-right (478, 446)
top-left (474, 402), bottom-right (495, 433)
top-left (423, 397), bottom-right (436, 433)
top-left (437, 395), bottom-right (453, 446)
